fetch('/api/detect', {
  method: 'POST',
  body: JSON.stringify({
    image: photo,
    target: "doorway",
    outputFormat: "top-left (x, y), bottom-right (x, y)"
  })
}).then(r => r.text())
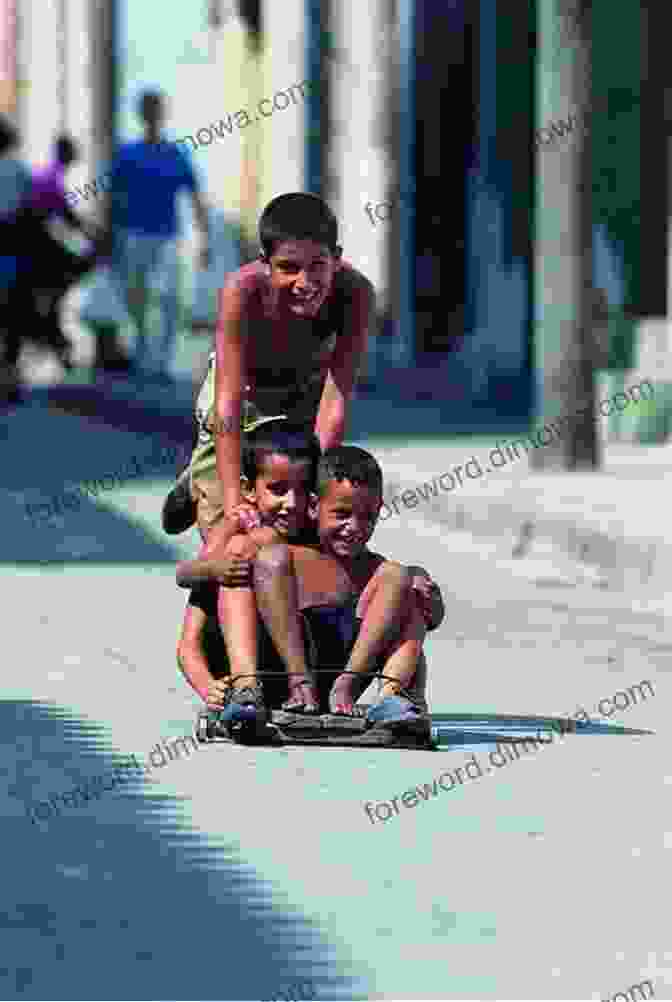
top-left (413, 0), bottom-right (478, 358)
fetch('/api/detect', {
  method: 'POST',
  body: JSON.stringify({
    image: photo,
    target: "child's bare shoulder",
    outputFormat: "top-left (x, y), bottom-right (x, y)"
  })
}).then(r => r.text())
top-left (221, 259), bottom-right (268, 306)
top-left (368, 554), bottom-right (405, 576)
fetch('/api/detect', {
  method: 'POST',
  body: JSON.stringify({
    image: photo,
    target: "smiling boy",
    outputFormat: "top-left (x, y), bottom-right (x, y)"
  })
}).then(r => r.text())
top-left (163, 191), bottom-right (374, 536)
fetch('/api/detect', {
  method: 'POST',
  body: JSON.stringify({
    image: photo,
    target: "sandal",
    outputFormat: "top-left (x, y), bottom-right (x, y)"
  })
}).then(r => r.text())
top-left (282, 674), bottom-right (319, 715)
top-left (219, 676), bottom-right (267, 727)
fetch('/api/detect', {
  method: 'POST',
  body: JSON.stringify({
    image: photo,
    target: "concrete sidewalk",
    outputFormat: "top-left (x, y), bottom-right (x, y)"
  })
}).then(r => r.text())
top-left (363, 437), bottom-right (672, 593)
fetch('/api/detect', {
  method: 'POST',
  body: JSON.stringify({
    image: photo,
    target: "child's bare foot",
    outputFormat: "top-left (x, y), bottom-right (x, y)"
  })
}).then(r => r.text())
top-left (282, 674), bottom-right (319, 714)
top-left (328, 672), bottom-right (366, 717)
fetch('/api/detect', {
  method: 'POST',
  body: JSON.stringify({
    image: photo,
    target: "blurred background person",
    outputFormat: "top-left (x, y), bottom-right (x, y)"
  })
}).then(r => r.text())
top-left (105, 88), bottom-right (211, 384)
top-left (0, 115), bottom-right (33, 404)
top-left (25, 133), bottom-right (104, 372)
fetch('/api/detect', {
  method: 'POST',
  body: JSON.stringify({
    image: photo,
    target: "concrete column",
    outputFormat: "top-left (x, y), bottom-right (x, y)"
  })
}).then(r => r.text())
top-left (18, 0), bottom-right (59, 163)
top-left (257, 0), bottom-right (306, 211)
top-left (63, 0), bottom-right (97, 219)
top-left (390, 0), bottom-right (415, 368)
top-left (532, 0), bottom-right (599, 470)
top-left (17, 0), bottom-right (97, 193)
top-left (89, 0), bottom-right (117, 232)
top-left (0, 0), bottom-right (18, 116)
top-left (329, 0), bottom-right (389, 381)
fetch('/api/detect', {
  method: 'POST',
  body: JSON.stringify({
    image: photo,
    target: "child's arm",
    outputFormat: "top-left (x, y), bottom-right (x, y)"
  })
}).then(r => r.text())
top-left (314, 274), bottom-right (375, 450)
top-left (213, 282), bottom-right (249, 517)
top-left (176, 511), bottom-right (242, 588)
top-left (176, 515), bottom-right (283, 589)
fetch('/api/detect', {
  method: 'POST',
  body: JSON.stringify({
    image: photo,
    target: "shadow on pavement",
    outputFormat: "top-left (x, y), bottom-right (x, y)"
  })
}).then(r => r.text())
top-left (2, 700), bottom-right (367, 1001)
top-left (1, 399), bottom-right (186, 564)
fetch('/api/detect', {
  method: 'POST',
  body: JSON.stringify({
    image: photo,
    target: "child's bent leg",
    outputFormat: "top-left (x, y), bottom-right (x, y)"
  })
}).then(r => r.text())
top-left (329, 563), bottom-right (414, 714)
top-left (404, 650), bottom-right (429, 714)
top-left (217, 586), bottom-right (258, 690)
top-left (376, 603), bottom-right (427, 701)
top-left (366, 603), bottom-right (430, 727)
top-left (216, 585), bottom-right (268, 726)
top-left (253, 544), bottom-right (319, 713)
top-left (177, 605), bottom-right (215, 703)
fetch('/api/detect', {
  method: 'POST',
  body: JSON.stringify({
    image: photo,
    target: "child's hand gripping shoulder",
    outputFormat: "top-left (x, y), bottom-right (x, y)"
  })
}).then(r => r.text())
top-left (175, 506), bottom-right (285, 589)
top-left (228, 502), bottom-right (262, 533)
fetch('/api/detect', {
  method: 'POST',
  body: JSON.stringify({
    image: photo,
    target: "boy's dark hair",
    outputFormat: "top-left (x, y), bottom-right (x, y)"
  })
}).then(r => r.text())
top-left (317, 446), bottom-right (383, 498)
top-left (55, 134), bottom-right (78, 165)
top-left (242, 420), bottom-right (322, 487)
top-left (259, 192), bottom-right (339, 258)
top-left (0, 116), bottom-right (18, 156)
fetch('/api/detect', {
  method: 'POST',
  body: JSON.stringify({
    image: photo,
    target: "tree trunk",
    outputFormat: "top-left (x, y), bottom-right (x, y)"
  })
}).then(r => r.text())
top-left (532, 0), bottom-right (599, 471)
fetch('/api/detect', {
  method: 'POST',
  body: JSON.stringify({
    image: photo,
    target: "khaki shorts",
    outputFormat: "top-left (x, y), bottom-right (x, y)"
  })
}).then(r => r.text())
top-left (189, 352), bottom-right (322, 535)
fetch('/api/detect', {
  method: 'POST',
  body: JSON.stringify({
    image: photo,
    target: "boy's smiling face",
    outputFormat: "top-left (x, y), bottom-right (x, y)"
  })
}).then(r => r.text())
top-left (313, 479), bottom-right (381, 559)
top-left (264, 239), bottom-right (341, 318)
top-left (243, 452), bottom-right (313, 539)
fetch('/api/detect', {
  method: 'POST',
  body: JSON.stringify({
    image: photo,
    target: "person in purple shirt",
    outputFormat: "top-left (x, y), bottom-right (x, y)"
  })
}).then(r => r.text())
top-left (0, 115), bottom-right (32, 402)
top-left (105, 89), bottom-right (211, 382)
top-left (25, 134), bottom-right (103, 370)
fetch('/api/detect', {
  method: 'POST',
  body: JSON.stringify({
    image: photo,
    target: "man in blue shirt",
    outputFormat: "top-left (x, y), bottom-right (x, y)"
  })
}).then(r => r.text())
top-left (107, 89), bottom-right (210, 381)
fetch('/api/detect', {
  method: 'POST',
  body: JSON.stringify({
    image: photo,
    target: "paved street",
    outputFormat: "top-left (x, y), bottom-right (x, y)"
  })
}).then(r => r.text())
top-left (1, 391), bottom-right (670, 1000)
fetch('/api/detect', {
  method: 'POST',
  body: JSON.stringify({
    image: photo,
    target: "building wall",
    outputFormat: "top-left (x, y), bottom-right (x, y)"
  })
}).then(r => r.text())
top-left (0, 0), bottom-right (17, 115)
top-left (330, 0), bottom-right (388, 296)
top-left (15, 0), bottom-right (100, 223)
top-left (256, 0), bottom-right (306, 228)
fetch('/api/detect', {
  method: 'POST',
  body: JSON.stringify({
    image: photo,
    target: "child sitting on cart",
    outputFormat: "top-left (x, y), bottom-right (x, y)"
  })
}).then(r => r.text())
top-left (176, 434), bottom-right (444, 730)
top-left (176, 420), bottom-right (323, 714)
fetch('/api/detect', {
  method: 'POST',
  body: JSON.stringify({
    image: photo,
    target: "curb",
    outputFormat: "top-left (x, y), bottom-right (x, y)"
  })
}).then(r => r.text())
top-left (380, 470), bottom-right (664, 591)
